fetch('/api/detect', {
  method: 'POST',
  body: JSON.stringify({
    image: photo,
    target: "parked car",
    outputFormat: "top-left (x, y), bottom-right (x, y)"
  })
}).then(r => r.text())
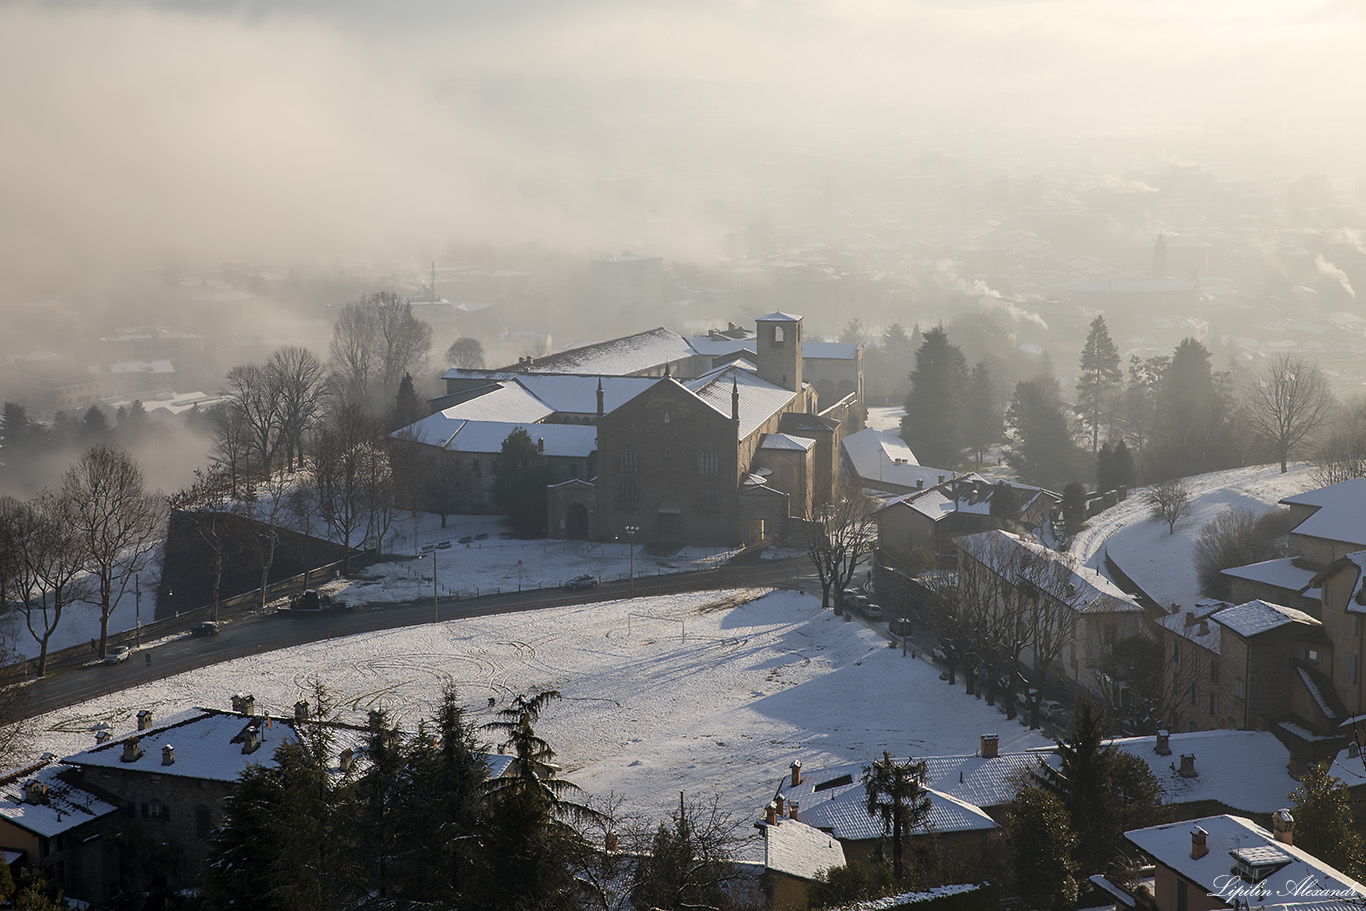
top-left (888, 616), bottom-right (913, 636)
top-left (104, 646), bottom-right (132, 665)
top-left (861, 602), bottom-right (884, 621)
top-left (848, 594), bottom-right (870, 614)
top-left (1040, 699), bottom-right (1067, 723)
top-left (458, 535), bottom-right (474, 544)
top-left (564, 574), bottom-right (599, 591)
top-left (840, 588), bottom-right (859, 607)
top-left (191, 621), bottom-right (219, 637)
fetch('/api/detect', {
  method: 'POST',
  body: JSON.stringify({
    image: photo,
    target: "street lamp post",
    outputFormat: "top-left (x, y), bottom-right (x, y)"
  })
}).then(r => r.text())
top-left (431, 550), bottom-right (439, 623)
top-left (625, 525), bottom-right (639, 598)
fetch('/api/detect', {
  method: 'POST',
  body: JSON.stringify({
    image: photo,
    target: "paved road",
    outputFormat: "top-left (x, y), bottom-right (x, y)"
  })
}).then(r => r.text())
top-left (21, 557), bottom-right (810, 720)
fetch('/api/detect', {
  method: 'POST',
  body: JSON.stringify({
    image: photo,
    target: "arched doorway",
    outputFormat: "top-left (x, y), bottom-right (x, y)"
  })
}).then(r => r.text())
top-left (565, 502), bottom-right (589, 539)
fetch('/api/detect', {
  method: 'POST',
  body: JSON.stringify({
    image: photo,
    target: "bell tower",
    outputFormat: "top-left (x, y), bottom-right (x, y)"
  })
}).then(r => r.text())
top-left (756, 311), bottom-right (802, 392)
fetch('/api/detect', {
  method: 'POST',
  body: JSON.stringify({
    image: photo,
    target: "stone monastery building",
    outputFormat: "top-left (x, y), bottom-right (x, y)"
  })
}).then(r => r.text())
top-left (395, 313), bottom-right (864, 546)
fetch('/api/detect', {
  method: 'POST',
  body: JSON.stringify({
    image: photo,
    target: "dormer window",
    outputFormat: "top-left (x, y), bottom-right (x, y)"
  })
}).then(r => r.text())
top-left (1230, 846), bottom-right (1291, 884)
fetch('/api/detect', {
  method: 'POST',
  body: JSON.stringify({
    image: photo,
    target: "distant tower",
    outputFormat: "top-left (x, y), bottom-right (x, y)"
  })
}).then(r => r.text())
top-left (756, 312), bottom-right (803, 392)
top-left (1153, 232), bottom-right (1168, 279)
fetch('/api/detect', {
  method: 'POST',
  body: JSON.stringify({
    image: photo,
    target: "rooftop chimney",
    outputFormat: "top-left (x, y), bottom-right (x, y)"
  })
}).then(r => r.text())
top-left (294, 701), bottom-right (310, 722)
top-left (788, 800), bottom-right (799, 821)
top-left (980, 733), bottom-right (999, 759)
top-left (775, 794), bottom-right (787, 817)
top-left (1191, 826), bottom-right (1208, 859)
top-left (1184, 611), bottom-right (1196, 627)
top-left (23, 781), bottom-right (46, 805)
top-left (597, 377), bottom-right (605, 417)
top-left (1272, 809), bottom-right (1294, 846)
top-left (137, 709), bottom-right (154, 731)
top-left (938, 475), bottom-right (945, 485)
top-left (162, 745), bottom-right (175, 766)
top-left (1198, 619), bottom-right (1209, 635)
top-left (1178, 754), bottom-right (1197, 778)
top-left (916, 479), bottom-right (924, 490)
top-left (765, 802), bottom-right (778, 825)
top-left (241, 726), bottom-right (261, 755)
top-left (1155, 730), bottom-right (1171, 756)
top-left (231, 693), bottom-right (255, 715)
top-left (790, 759), bottom-right (802, 787)
top-left (121, 738), bottom-right (143, 763)
top-left (339, 748), bottom-right (355, 773)
top-left (732, 378), bottom-right (740, 422)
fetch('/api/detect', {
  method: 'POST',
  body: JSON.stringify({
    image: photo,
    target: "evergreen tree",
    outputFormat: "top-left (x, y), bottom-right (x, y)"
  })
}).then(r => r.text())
top-left (353, 708), bottom-right (410, 904)
top-left (1112, 440), bottom-right (1135, 489)
top-left (1008, 785), bottom-right (1079, 911)
top-left (1290, 762), bottom-right (1366, 879)
top-left (1148, 338), bottom-right (1236, 479)
top-left (79, 404), bottom-right (111, 441)
top-left (1076, 316), bottom-right (1121, 453)
top-left (988, 481), bottom-right (1020, 528)
top-left (1097, 443), bottom-right (1114, 491)
top-left (1031, 698), bottom-right (1163, 874)
top-left (390, 371), bottom-right (424, 432)
top-left (963, 361), bottom-right (1002, 469)
top-left (630, 794), bottom-right (741, 911)
top-left (476, 691), bottom-right (600, 911)
top-left (1061, 481), bottom-right (1087, 534)
top-left (0, 402), bottom-right (39, 452)
top-left (840, 318), bottom-right (866, 344)
top-left (493, 428), bottom-right (553, 538)
top-left (1003, 378), bottom-right (1083, 491)
top-left (900, 326), bottom-right (968, 468)
top-left (880, 323), bottom-right (915, 401)
top-left (863, 751), bottom-right (932, 886)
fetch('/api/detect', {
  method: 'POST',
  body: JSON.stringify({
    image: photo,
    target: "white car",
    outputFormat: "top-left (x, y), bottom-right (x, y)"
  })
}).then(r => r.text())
top-left (104, 646), bottom-right (132, 665)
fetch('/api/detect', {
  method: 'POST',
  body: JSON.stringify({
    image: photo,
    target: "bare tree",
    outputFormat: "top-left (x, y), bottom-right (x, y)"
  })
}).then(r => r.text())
top-left (13, 492), bottom-right (89, 676)
top-left (211, 401), bottom-right (253, 498)
top-left (329, 292), bottom-right (433, 413)
top-left (1313, 399), bottom-right (1366, 486)
top-left (170, 468), bottom-right (239, 623)
top-left (311, 404), bottom-right (377, 574)
top-left (801, 478), bottom-right (879, 612)
top-left (225, 362), bottom-right (283, 476)
top-left (445, 337), bottom-right (486, 369)
top-left (234, 468), bottom-right (297, 610)
top-left (361, 443), bottom-right (397, 557)
top-left (61, 444), bottom-right (168, 659)
top-left (268, 346), bottom-right (328, 470)
top-left (1147, 480), bottom-right (1190, 535)
top-left (1244, 355), bottom-right (1335, 473)
top-left (0, 495), bottom-right (22, 611)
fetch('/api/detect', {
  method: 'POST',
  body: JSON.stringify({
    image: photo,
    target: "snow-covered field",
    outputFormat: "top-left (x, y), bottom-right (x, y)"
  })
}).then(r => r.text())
top-left (1070, 463), bottom-right (1316, 610)
top-left (23, 588), bottom-right (1050, 857)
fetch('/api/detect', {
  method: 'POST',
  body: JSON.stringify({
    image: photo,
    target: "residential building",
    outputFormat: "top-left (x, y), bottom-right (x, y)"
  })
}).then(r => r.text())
top-left (1125, 814), bottom-right (1365, 911)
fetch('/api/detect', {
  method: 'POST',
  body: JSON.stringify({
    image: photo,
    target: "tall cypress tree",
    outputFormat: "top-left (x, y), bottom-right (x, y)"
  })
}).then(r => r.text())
top-left (1076, 316), bottom-right (1121, 453)
top-left (1003, 378), bottom-right (1083, 491)
top-left (964, 361), bottom-right (1002, 469)
top-left (900, 326), bottom-right (968, 468)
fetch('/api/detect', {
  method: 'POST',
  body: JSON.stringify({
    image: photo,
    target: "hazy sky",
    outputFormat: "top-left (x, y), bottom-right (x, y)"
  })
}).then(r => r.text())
top-left (3, 0), bottom-right (1363, 295)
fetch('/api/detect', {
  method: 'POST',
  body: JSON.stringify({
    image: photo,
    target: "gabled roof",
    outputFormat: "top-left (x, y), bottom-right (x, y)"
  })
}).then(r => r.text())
top-left (757, 311), bottom-right (803, 322)
top-left (1221, 558), bottom-right (1320, 599)
top-left (1126, 815), bottom-right (1366, 908)
top-left (1211, 599), bottom-right (1320, 638)
top-left (1157, 599), bottom-right (1227, 654)
top-left (843, 428), bottom-right (952, 492)
top-left (1281, 479), bottom-right (1366, 549)
top-left (774, 760), bottom-right (998, 843)
top-left (395, 418), bottom-right (597, 459)
top-left (0, 758), bottom-right (119, 837)
top-left (763, 817), bottom-right (846, 882)
top-left (683, 365), bottom-right (797, 440)
top-left (955, 530), bottom-right (1143, 615)
top-left (515, 327), bottom-right (696, 376)
top-left (760, 433), bottom-right (816, 452)
top-left (430, 382), bottom-right (555, 424)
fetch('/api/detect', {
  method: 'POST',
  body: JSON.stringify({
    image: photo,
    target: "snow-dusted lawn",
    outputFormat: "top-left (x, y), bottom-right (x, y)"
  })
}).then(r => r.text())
top-left (24, 589), bottom-right (1049, 857)
top-left (1070, 463), bottom-right (1316, 610)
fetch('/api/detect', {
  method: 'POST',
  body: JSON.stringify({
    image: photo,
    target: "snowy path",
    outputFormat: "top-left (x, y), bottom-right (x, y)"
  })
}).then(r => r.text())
top-left (1069, 463), bottom-right (1316, 610)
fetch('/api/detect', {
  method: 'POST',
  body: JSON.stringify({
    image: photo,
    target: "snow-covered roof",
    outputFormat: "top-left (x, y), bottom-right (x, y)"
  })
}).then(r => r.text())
top-left (519, 328), bottom-right (695, 376)
top-left (432, 383), bottom-right (555, 424)
top-left (1108, 730), bottom-right (1300, 815)
top-left (513, 374), bottom-right (658, 415)
top-left (683, 365), bottom-right (797, 440)
top-left (757, 311), bottom-right (803, 322)
top-left (803, 341), bottom-right (859, 360)
top-left (844, 428), bottom-right (954, 492)
top-left (65, 708), bottom-right (303, 782)
top-left (921, 751), bottom-right (1047, 809)
top-left (0, 758), bottom-right (119, 837)
top-left (1157, 600), bottom-right (1226, 654)
top-left (763, 816), bottom-right (846, 882)
top-left (1282, 479), bottom-right (1366, 548)
top-left (774, 760), bottom-right (998, 842)
top-left (395, 417), bottom-right (597, 459)
top-left (1126, 815), bottom-right (1366, 908)
top-left (1221, 558), bottom-right (1319, 596)
top-left (956, 530), bottom-right (1143, 615)
top-left (1212, 600), bottom-right (1320, 639)
top-left (760, 433), bottom-right (816, 452)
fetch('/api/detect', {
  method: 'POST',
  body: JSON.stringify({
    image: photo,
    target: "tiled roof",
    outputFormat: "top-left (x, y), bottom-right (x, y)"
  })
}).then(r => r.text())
top-left (520, 328), bottom-right (696, 376)
top-left (684, 366), bottom-right (797, 440)
top-left (0, 759), bottom-right (119, 837)
top-left (955, 530), bottom-right (1143, 615)
top-left (1211, 600), bottom-right (1320, 638)
top-left (763, 817), bottom-right (846, 881)
top-left (757, 311), bottom-right (803, 322)
top-left (760, 433), bottom-right (816, 452)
